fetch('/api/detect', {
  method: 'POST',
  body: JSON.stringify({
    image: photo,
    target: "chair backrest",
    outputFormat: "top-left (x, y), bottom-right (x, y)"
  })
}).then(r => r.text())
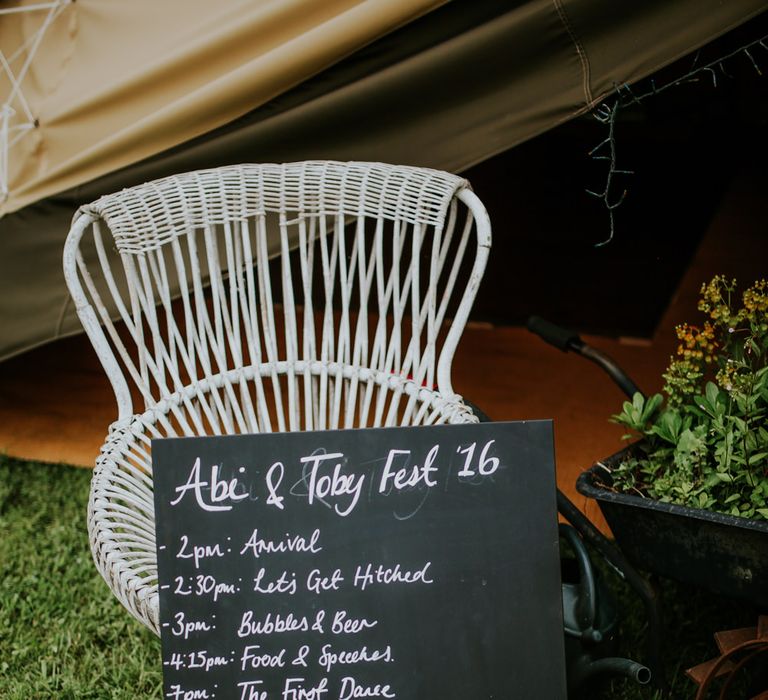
top-left (63, 161), bottom-right (490, 434)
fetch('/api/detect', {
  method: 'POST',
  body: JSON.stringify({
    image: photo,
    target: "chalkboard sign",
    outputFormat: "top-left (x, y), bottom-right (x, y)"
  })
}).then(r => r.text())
top-left (153, 420), bottom-right (566, 700)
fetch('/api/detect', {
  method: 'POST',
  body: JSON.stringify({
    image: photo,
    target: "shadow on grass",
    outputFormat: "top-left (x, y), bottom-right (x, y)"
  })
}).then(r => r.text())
top-left (588, 546), bottom-right (762, 699)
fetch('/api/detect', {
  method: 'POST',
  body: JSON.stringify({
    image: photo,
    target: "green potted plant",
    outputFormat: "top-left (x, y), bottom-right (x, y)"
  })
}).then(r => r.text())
top-left (577, 275), bottom-right (768, 607)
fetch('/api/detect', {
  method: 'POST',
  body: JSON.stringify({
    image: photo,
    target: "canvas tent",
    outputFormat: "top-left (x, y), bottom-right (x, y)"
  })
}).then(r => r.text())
top-left (0, 0), bottom-right (765, 361)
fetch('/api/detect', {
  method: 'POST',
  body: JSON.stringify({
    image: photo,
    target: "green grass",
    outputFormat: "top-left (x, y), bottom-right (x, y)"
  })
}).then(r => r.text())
top-left (0, 456), bottom-right (162, 699)
top-left (0, 455), bottom-right (762, 698)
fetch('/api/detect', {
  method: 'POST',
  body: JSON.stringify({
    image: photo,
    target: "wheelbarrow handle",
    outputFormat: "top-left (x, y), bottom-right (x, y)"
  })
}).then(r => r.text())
top-left (526, 316), bottom-right (644, 400)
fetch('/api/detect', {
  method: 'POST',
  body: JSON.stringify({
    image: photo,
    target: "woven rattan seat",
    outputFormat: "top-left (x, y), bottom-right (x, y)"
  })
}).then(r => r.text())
top-left (63, 161), bottom-right (491, 633)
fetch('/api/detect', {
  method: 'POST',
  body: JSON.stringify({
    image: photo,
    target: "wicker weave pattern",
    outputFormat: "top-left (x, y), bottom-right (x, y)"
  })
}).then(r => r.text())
top-left (63, 161), bottom-right (491, 634)
top-left (91, 371), bottom-right (477, 634)
top-left (83, 162), bottom-right (467, 254)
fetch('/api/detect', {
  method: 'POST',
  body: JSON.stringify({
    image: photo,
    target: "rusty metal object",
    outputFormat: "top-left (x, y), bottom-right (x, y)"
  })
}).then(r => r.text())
top-left (686, 616), bottom-right (768, 699)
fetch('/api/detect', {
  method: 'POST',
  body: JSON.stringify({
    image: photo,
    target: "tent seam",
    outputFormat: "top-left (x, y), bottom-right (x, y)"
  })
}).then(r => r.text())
top-left (553, 0), bottom-right (593, 106)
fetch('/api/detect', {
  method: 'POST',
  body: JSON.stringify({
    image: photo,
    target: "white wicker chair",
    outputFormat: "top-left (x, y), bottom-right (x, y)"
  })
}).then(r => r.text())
top-left (62, 161), bottom-right (491, 634)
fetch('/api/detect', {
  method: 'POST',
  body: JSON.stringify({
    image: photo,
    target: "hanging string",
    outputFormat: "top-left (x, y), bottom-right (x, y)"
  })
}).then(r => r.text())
top-left (589, 31), bottom-right (768, 247)
top-left (586, 101), bottom-right (633, 248)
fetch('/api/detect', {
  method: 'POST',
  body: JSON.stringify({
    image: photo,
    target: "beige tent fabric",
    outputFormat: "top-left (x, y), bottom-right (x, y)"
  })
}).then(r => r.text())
top-left (0, 0), bottom-right (765, 362)
top-left (2, 0), bottom-right (765, 219)
top-left (0, 0), bottom-right (446, 216)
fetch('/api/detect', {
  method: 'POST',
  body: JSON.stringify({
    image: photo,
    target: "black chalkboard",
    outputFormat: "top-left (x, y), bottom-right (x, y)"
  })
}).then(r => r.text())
top-left (152, 420), bottom-right (566, 700)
